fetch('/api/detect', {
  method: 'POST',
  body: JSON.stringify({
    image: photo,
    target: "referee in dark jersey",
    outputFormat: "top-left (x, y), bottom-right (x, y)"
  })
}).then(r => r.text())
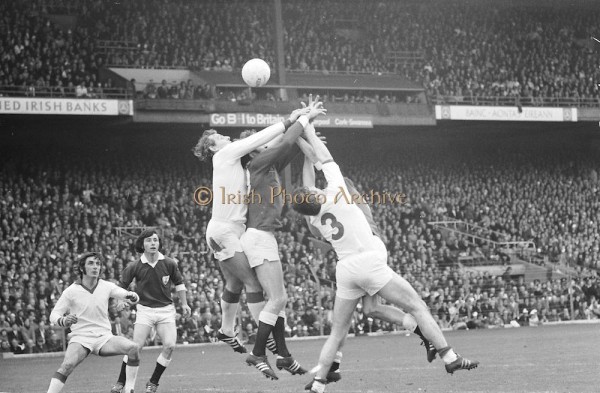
top-left (111, 229), bottom-right (190, 393)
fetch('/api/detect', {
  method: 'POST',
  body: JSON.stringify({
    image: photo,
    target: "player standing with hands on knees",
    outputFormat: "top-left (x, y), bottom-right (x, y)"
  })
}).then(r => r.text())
top-left (292, 122), bottom-right (479, 393)
top-left (46, 252), bottom-right (141, 393)
top-left (111, 230), bottom-right (191, 393)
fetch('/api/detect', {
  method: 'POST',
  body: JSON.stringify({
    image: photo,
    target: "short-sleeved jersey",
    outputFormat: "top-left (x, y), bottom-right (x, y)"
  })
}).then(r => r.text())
top-left (120, 252), bottom-right (184, 308)
top-left (50, 279), bottom-right (126, 336)
top-left (246, 121), bottom-right (303, 232)
top-left (307, 162), bottom-right (377, 259)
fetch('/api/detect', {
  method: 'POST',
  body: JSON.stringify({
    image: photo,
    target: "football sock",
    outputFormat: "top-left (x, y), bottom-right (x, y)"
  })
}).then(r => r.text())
top-left (117, 359), bottom-right (127, 384)
top-left (150, 354), bottom-right (171, 384)
top-left (273, 316), bottom-right (290, 358)
top-left (311, 378), bottom-right (327, 393)
top-left (124, 365), bottom-right (139, 392)
top-left (413, 326), bottom-right (426, 341)
top-left (220, 289), bottom-right (241, 336)
top-left (330, 351), bottom-right (343, 371)
top-left (438, 346), bottom-right (458, 364)
top-left (253, 311), bottom-right (277, 356)
top-left (47, 372), bottom-right (67, 393)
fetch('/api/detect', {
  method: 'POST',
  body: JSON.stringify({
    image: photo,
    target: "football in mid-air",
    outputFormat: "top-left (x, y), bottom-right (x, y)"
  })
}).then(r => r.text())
top-left (242, 58), bottom-right (271, 87)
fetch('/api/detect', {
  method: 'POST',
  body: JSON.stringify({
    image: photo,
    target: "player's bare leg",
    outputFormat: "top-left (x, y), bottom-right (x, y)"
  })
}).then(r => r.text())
top-left (47, 343), bottom-right (89, 393)
top-left (362, 295), bottom-right (436, 362)
top-left (217, 254), bottom-right (250, 353)
top-left (307, 297), bottom-right (359, 393)
top-left (377, 274), bottom-right (479, 374)
top-left (113, 323), bottom-right (152, 392)
top-left (245, 259), bottom-right (288, 380)
top-left (143, 322), bottom-right (177, 392)
top-left (101, 336), bottom-right (140, 393)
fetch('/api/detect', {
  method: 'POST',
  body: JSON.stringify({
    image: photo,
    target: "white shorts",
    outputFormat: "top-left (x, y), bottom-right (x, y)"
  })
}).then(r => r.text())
top-left (335, 250), bottom-right (394, 300)
top-left (206, 219), bottom-right (245, 261)
top-left (69, 332), bottom-right (114, 355)
top-left (240, 228), bottom-right (280, 268)
top-left (135, 304), bottom-right (176, 328)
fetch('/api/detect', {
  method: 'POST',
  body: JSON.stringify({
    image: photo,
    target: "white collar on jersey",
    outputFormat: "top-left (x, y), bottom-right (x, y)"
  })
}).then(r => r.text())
top-left (141, 252), bottom-right (165, 268)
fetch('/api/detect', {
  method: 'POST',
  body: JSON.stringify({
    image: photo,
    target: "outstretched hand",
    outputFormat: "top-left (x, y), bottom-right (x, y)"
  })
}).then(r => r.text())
top-left (305, 94), bottom-right (327, 121)
top-left (289, 106), bottom-right (310, 123)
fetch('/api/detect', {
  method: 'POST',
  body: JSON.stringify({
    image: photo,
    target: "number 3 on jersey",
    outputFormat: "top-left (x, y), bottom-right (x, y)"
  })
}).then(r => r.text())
top-left (321, 213), bottom-right (345, 240)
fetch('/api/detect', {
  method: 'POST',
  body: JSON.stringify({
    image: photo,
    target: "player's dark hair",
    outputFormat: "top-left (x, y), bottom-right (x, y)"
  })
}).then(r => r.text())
top-left (192, 129), bottom-right (217, 162)
top-left (291, 186), bottom-right (322, 216)
top-left (135, 229), bottom-right (162, 253)
top-left (75, 252), bottom-right (104, 278)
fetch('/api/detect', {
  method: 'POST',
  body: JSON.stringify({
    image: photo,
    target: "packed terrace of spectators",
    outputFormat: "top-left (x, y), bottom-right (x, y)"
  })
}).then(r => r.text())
top-left (1, 127), bottom-right (599, 354)
top-left (1, 0), bottom-right (599, 103)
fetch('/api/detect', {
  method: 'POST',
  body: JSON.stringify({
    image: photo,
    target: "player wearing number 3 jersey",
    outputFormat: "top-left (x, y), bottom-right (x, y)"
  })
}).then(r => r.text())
top-left (292, 123), bottom-right (478, 393)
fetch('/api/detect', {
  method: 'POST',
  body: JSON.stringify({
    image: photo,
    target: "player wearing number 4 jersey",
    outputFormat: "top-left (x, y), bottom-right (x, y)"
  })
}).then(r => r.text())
top-left (46, 252), bottom-right (141, 393)
top-left (292, 124), bottom-right (479, 393)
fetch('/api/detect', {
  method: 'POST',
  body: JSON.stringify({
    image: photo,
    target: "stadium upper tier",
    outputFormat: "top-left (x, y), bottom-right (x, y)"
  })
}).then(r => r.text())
top-left (1, 0), bottom-right (598, 105)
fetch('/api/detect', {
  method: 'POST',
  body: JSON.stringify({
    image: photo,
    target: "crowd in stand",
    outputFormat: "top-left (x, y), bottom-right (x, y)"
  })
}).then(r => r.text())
top-left (1, 0), bottom-right (599, 103)
top-left (1, 126), bottom-right (599, 354)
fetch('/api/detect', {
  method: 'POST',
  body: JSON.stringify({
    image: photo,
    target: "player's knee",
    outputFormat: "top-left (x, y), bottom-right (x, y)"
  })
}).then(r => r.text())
top-left (272, 293), bottom-right (288, 310)
top-left (128, 341), bottom-right (141, 356)
top-left (362, 302), bottom-right (376, 316)
top-left (162, 342), bottom-right (176, 355)
top-left (226, 280), bottom-right (244, 294)
top-left (405, 296), bottom-right (428, 314)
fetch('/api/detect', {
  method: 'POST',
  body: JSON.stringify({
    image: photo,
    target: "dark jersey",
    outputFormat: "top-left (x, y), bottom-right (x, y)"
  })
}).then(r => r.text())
top-left (246, 121), bottom-right (304, 232)
top-left (120, 253), bottom-right (184, 308)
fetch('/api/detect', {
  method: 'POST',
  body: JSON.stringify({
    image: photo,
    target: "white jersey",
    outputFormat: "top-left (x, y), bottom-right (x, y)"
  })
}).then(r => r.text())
top-left (211, 148), bottom-right (248, 224)
top-left (307, 162), bottom-right (377, 259)
top-left (50, 279), bottom-right (127, 337)
top-left (211, 122), bottom-right (285, 224)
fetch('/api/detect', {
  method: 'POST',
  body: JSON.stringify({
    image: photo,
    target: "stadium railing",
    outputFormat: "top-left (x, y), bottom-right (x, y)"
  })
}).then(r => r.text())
top-left (429, 95), bottom-right (599, 108)
top-left (0, 85), bottom-right (132, 99)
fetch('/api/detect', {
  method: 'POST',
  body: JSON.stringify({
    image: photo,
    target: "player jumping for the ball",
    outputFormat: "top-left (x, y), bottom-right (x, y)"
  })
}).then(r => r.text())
top-left (239, 97), bottom-right (326, 380)
top-left (193, 106), bottom-right (312, 356)
top-left (292, 121), bottom-right (479, 393)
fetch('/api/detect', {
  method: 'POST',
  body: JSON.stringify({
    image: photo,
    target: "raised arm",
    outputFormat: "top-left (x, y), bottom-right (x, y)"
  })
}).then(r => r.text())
top-left (302, 155), bottom-right (316, 188)
top-left (221, 107), bottom-right (311, 159)
top-left (296, 123), bottom-right (320, 166)
top-left (221, 121), bottom-right (286, 160)
top-left (304, 121), bottom-right (333, 164)
top-left (251, 101), bottom-right (326, 171)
